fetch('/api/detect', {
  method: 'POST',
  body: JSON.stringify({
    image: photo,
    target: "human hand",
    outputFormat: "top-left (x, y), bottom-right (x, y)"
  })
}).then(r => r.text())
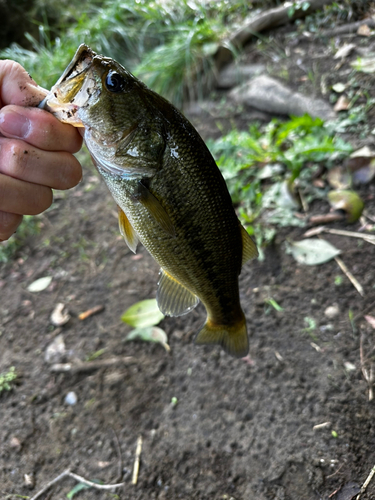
top-left (0, 60), bottom-right (83, 241)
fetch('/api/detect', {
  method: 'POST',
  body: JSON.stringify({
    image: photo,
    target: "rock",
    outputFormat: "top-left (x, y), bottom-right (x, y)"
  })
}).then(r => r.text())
top-left (216, 63), bottom-right (265, 89)
top-left (324, 304), bottom-right (340, 319)
top-left (229, 75), bottom-right (335, 121)
top-left (65, 391), bottom-right (78, 405)
top-left (44, 334), bottom-right (66, 364)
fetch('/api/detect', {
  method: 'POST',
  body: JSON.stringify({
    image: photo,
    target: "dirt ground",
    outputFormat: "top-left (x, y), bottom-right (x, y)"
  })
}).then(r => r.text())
top-left (1, 9), bottom-right (375, 500)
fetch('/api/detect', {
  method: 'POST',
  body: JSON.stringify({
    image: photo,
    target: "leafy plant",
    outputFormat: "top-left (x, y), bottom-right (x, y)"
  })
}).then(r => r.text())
top-left (207, 114), bottom-right (352, 247)
top-left (0, 367), bottom-right (17, 393)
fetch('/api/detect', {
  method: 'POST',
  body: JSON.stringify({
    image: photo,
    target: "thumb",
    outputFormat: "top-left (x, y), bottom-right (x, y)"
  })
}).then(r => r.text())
top-left (0, 60), bottom-right (47, 108)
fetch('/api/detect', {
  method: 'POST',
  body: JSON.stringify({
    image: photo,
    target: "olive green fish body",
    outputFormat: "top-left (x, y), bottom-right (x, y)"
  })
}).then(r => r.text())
top-left (41, 44), bottom-right (258, 357)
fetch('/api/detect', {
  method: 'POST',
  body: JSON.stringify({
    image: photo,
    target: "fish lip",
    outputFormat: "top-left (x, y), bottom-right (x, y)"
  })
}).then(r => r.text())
top-left (38, 44), bottom-right (99, 125)
top-left (55, 44), bottom-right (95, 86)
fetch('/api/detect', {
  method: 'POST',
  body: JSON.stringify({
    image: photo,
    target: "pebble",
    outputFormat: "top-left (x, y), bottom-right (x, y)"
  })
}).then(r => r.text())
top-left (65, 391), bottom-right (78, 405)
top-left (324, 304), bottom-right (340, 319)
top-left (44, 334), bottom-right (66, 364)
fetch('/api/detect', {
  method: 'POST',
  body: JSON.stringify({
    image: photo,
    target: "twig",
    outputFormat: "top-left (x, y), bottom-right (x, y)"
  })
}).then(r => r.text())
top-left (360, 334), bottom-right (374, 402)
top-left (132, 435), bottom-right (143, 485)
top-left (356, 464), bottom-right (375, 500)
top-left (78, 305), bottom-right (105, 320)
top-left (309, 213), bottom-right (345, 226)
top-left (326, 462), bottom-right (345, 479)
top-left (304, 226), bottom-right (375, 244)
top-left (50, 356), bottom-right (136, 374)
top-left (111, 428), bottom-right (124, 483)
top-left (334, 256), bottom-right (364, 297)
top-left (313, 421), bottom-right (331, 430)
top-left (30, 469), bottom-right (126, 500)
top-left (354, 300), bottom-right (375, 321)
top-left (320, 19), bottom-right (375, 37)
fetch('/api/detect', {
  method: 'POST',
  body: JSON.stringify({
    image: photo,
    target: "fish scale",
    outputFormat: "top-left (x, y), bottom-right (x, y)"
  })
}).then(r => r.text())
top-left (40, 44), bottom-right (258, 358)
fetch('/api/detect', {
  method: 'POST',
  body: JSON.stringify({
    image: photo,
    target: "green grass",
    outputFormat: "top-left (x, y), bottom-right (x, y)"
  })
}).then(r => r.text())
top-left (0, 215), bottom-right (41, 264)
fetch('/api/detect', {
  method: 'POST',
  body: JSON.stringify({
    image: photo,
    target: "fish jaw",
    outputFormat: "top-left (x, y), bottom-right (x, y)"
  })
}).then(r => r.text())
top-left (38, 44), bottom-right (99, 127)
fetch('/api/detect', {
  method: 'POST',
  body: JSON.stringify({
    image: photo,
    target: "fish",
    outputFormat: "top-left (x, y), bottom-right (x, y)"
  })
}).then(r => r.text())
top-left (40, 44), bottom-right (258, 358)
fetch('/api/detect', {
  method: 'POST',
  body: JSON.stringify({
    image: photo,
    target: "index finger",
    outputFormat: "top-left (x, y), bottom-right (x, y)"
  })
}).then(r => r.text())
top-left (0, 60), bottom-right (47, 108)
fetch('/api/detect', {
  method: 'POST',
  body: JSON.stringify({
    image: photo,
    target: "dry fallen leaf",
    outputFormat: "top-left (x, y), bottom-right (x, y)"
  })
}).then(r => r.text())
top-left (334, 95), bottom-right (350, 112)
top-left (50, 303), bottom-right (70, 326)
top-left (365, 315), bottom-right (375, 329)
top-left (27, 276), bottom-right (52, 293)
top-left (357, 24), bottom-right (371, 36)
top-left (334, 43), bottom-right (356, 60)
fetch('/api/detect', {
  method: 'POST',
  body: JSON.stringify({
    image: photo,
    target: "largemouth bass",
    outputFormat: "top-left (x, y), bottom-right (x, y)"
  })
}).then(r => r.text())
top-left (40, 44), bottom-right (258, 358)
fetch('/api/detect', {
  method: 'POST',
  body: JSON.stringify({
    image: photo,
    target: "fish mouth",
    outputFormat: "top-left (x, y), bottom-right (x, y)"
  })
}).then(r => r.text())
top-left (38, 44), bottom-right (97, 126)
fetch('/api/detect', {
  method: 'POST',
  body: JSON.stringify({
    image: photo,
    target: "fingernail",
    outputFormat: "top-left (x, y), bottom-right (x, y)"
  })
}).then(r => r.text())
top-left (0, 110), bottom-right (31, 139)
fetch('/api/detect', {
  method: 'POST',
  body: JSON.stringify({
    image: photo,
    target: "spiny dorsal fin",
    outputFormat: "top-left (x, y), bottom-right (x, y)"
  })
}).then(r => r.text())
top-left (241, 225), bottom-right (258, 266)
top-left (157, 269), bottom-right (199, 317)
top-left (118, 206), bottom-right (139, 253)
top-left (138, 181), bottom-right (175, 237)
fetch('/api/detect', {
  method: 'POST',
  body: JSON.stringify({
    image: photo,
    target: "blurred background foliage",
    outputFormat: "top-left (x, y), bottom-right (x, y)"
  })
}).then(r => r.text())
top-left (0, 0), bottom-right (254, 106)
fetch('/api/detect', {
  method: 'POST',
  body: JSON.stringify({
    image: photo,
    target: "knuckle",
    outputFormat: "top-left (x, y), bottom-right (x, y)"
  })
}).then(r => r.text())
top-left (29, 187), bottom-right (53, 215)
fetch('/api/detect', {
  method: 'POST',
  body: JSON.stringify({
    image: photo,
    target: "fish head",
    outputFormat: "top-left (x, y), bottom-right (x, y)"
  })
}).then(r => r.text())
top-left (41, 44), bottom-right (162, 178)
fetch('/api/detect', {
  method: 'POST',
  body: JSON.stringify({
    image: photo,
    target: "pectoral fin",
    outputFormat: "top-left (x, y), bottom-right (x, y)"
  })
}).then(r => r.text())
top-left (137, 182), bottom-right (176, 237)
top-left (118, 206), bottom-right (139, 253)
top-left (157, 269), bottom-right (199, 317)
top-left (241, 225), bottom-right (258, 266)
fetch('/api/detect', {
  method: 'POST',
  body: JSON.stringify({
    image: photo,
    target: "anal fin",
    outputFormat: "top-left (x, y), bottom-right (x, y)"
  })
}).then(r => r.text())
top-left (157, 269), bottom-right (199, 317)
top-left (118, 206), bottom-right (139, 253)
top-left (241, 224), bottom-right (258, 266)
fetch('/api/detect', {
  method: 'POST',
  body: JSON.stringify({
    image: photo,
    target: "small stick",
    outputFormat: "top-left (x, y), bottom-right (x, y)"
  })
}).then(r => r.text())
top-left (30, 469), bottom-right (126, 500)
top-left (78, 305), bottom-right (105, 320)
top-left (334, 256), bottom-right (364, 297)
top-left (50, 356), bottom-right (136, 374)
top-left (313, 421), bottom-right (331, 430)
top-left (356, 464), bottom-right (375, 500)
top-left (111, 428), bottom-right (124, 483)
top-left (304, 226), bottom-right (375, 244)
top-left (309, 213), bottom-right (345, 225)
top-left (360, 334), bottom-right (374, 401)
top-left (326, 462), bottom-right (345, 479)
top-left (132, 435), bottom-right (143, 485)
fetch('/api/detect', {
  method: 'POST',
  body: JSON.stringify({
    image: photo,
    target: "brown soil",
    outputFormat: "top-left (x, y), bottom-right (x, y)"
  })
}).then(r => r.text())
top-left (1, 10), bottom-right (375, 500)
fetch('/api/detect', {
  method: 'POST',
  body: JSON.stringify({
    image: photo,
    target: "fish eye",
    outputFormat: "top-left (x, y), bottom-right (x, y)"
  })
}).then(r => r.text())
top-left (105, 71), bottom-right (126, 93)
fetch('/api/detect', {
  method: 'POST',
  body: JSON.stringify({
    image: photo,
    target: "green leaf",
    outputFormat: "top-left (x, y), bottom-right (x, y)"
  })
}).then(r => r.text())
top-left (66, 483), bottom-right (91, 498)
top-left (27, 276), bottom-right (52, 292)
top-left (121, 299), bottom-right (165, 327)
top-left (125, 326), bottom-right (170, 351)
top-left (288, 239), bottom-right (341, 265)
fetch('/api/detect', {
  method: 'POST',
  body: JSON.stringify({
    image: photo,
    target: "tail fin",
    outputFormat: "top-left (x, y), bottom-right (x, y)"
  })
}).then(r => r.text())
top-left (194, 315), bottom-right (249, 358)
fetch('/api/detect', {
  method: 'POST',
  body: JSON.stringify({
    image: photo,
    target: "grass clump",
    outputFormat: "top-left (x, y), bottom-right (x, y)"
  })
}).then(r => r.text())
top-left (0, 366), bottom-right (17, 393)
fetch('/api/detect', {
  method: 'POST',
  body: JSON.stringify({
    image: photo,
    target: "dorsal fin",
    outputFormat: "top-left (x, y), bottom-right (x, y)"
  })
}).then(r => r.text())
top-left (241, 225), bottom-right (258, 266)
top-left (138, 182), bottom-right (176, 237)
top-left (118, 206), bottom-right (139, 253)
top-left (157, 269), bottom-right (199, 317)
